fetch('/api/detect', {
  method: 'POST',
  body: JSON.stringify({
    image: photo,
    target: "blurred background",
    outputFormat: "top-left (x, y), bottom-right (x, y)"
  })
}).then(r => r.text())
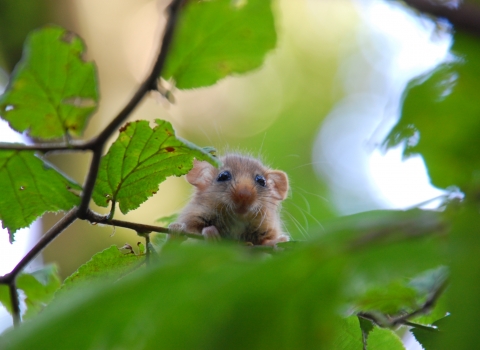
top-left (0, 0), bottom-right (451, 300)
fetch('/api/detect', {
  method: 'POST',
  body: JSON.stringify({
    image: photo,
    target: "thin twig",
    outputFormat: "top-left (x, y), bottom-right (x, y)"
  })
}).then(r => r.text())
top-left (90, 0), bottom-right (185, 145)
top-left (357, 278), bottom-right (448, 329)
top-left (9, 208), bottom-right (78, 279)
top-left (85, 209), bottom-right (203, 240)
top-left (0, 142), bottom-right (91, 152)
top-left (77, 143), bottom-right (104, 218)
top-left (0, 0), bottom-right (187, 328)
top-left (77, 0), bottom-right (185, 218)
top-left (9, 281), bottom-right (21, 327)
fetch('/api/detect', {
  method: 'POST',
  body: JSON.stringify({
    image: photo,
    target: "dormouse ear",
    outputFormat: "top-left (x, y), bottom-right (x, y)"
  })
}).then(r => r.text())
top-left (266, 170), bottom-right (289, 201)
top-left (186, 160), bottom-right (215, 191)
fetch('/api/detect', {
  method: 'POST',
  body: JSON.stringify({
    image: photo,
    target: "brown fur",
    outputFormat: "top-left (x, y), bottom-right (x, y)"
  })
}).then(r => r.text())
top-left (169, 154), bottom-right (289, 246)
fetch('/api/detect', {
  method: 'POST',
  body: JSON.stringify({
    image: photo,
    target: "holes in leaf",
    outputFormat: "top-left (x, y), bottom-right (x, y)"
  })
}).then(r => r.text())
top-left (5, 105), bottom-right (14, 112)
top-left (61, 31), bottom-right (76, 44)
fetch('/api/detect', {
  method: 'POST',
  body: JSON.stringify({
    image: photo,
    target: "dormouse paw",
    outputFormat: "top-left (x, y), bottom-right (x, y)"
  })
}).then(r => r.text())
top-left (168, 222), bottom-right (186, 234)
top-left (167, 223), bottom-right (188, 242)
top-left (261, 234), bottom-right (289, 246)
top-left (202, 226), bottom-right (221, 242)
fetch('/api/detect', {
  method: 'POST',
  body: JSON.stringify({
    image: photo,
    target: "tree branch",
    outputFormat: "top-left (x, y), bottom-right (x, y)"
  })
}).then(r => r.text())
top-left (84, 209), bottom-right (203, 240)
top-left (8, 281), bottom-right (21, 327)
top-left (0, 141), bottom-right (92, 152)
top-left (404, 0), bottom-right (480, 36)
top-left (0, 0), bottom-right (187, 328)
top-left (357, 278), bottom-right (448, 328)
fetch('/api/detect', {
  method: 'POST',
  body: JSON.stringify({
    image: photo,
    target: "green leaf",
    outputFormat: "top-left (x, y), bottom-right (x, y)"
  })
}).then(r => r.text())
top-left (367, 327), bottom-right (405, 350)
top-left (16, 265), bottom-right (61, 320)
top-left (0, 242), bottom-right (344, 349)
top-left (162, 0), bottom-right (276, 89)
top-left (410, 316), bottom-right (451, 350)
top-left (0, 265), bottom-right (61, 319)
top-left (59, 245), bottom-right (144, 295)
top-left (0, 150), bottom-right (81, 241)
top-left (358, 316), bottom-right (374, 344)
top-left (0, 25), bottom-right (98, 139)
top-left (409, 266), bottom-right (448, 298)
top-left (320, 209), bottom-right (447, 283)
top-left (0, 284), bottom-right (12, 314)
top-left (407, 266), bottom-right (449, 325)
top-left (154, 213), bottom-right (178, 226)
top-left (383, 32), bottom-right (480, 190)
top-left (331, 316), bottom-right (363, 349)
top-left (92, 119), bottom-right (220, 214)
top-left (355, 281), bottom-right (418, 314)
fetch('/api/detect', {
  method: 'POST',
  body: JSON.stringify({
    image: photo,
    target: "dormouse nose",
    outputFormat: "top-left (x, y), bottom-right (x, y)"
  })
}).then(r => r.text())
top-left (234, 186), bottom-right (253, 203)
top-left (231, 184), bottom-right (255, 214)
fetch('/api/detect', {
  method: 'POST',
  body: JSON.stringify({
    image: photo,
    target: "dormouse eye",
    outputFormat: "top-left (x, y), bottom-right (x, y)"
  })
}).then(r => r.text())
top-left (255, 175), bottom-right (266, 187)
top-left (217, 171), bottom-right (232, 182)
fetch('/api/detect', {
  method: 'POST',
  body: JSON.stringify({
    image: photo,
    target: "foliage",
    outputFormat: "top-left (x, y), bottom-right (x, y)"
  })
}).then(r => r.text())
top-left (162, 0), bottom-right (276, 89)
top-left (0, 150), bottom-right (81, 240)
top-left (0, 25), bottom-right (98, 140)
top-left (0, 265), bottom-right (60, 320)
top-left (0, 0), bottom-right (479, 349)
top-left (92, 119), bottom-right (220, 214)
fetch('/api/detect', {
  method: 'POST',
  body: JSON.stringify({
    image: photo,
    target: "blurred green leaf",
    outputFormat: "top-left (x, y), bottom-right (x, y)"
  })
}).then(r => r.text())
top-left (358, 316), bottom-right (374, 344)
top-left (383, 32), bottom-right (480, 190)
top-left (0, 242), bottom-right (344, 349)
top-left (355, 281), bottom-right (418, 314)
top-left (367, 327), bottom-right (405, 349)
top-left (409, 266), bottom-right (448, 298)
top-left (162, 0), bottom-right (276, 89)
top-left (0, 284), bottom-right (11, 314)
top-left (92, 119), bottom-right (220, 214)
top-left (59, 245), bottom-right (144, 295)
top-left (410, 315), bottom-right (451, 350)
top-left (0, 25), bottom-right (98, 139)
top-left (439, 202), bottom-right (480, 349)
top-left (320, 209), bottom-right (447, 283)
top-left (154, 212), bottom-right (178, 226)
top-left (17, 265), bottom-right (61, 320)
top-left (0, 0), bottom-right (51, 71)
top-left (0, 150), bottom-right (81, 241)
top-left (331, 316), bottom-right (363, 349)
top-left (0, 265), bottom-right (61, 319)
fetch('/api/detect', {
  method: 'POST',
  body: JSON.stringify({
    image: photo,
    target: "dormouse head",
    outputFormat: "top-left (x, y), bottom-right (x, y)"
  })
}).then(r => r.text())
top-left (186, 154), bottom-right (289, 215)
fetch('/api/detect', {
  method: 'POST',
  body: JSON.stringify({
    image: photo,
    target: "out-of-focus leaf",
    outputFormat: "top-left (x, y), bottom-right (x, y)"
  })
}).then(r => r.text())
top-left (355, 281), bottom-right (417, 314)
top-left (0, 284), bottom-right (11, 314)
top-left (16, 265), bottom-right (61, 320)
top-left (92, 119), bottom-right (220, 214)
top-left (0, 265), bottom-right (61, 319)
top-left (0, 242), bottom-right (344, 349)
top-left (59, 245), bottom-right (144, 295)
top-left (383, 32), bottom-right (480, 190)
top-left (0, 25), bottom-right (98, 139)
top-left (358, 317), bottom-right (374, 344)
top-left (154, 213), bottom-right (178, 226)
top-left (409, 266), bottom-right (448, 298)
top-left (410, 315), bottom-right (451, 350)
top-left (331, 316), bottom-right (363, 349)
top-left (367, 327), bottom-right (405, 350)
top-left (162, 0), bottom-right (276, 89)
top-left (320, 209), bottom-right (447, 283)
top-left (439, 202), bottom-right (480, 349)
top-left (0, 0), bottom-right (50, 71)
top-left (0, 150), bottom-right (81, 242)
